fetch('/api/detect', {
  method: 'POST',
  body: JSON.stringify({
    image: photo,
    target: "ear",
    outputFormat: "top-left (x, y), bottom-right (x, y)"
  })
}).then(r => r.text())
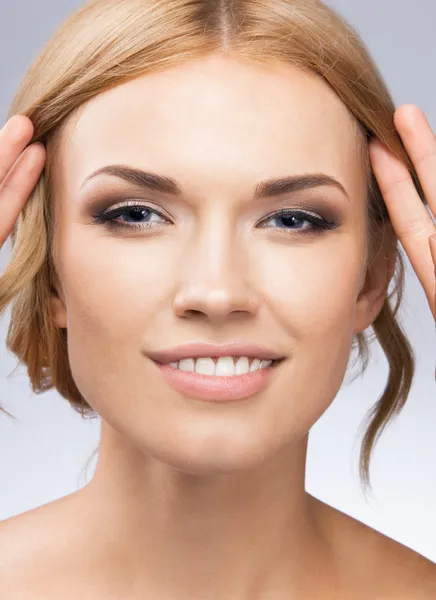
top-left (354, 224), bottom-right (397, 334)
top-left (49, 282), bottom-right (68, 329)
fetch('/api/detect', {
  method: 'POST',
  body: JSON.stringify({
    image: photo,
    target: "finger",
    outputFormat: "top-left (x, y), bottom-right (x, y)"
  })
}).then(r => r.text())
top-left (0, 142), bottom-right (46, 247)
top-left (369, 139), bottom-right (436, 314)
top-left (395, 104), bottom-right (436, 319)
top-left (394, 105), bottom-right (436, 216)
top-left (0, 115), bottom-right (35, 182)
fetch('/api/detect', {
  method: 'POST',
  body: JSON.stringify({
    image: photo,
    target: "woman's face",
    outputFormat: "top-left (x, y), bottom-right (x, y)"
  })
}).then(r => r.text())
top-left (50, 53), bottom-right (380, 472)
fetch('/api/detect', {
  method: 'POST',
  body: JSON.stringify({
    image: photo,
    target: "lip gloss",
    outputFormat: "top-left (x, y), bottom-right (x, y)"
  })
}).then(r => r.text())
top-left (151, 360), bottom-right (282, 402)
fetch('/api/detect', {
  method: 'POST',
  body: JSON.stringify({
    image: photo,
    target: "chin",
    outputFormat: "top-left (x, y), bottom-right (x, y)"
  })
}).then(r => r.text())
top-left (141, 427), bottom-right (278, 476)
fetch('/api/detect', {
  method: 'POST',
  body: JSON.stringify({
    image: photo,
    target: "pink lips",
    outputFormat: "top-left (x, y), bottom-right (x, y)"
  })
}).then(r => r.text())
top-left (146, 339), bottom-right (287, 402)
top-left (152, 360), bottom-right (282, 402)
top-left (147, 340), bottom-right (285, 365)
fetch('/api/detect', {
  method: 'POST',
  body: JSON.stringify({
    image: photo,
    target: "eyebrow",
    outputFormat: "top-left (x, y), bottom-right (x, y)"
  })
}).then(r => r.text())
top-left (80, 165), bottom-right (349, 201)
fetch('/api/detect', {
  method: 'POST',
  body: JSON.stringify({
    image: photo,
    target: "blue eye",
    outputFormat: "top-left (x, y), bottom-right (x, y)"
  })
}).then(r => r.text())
top-left (258, 209), bottom-right (339, 235)
top-left (92, 203), bottom-right (339, 236)
top-left (92, 203), bottom-right (169, 230)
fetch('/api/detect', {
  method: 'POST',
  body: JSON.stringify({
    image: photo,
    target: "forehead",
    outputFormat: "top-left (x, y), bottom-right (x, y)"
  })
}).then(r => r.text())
top-left (57, 55), bottom-right (366, 198)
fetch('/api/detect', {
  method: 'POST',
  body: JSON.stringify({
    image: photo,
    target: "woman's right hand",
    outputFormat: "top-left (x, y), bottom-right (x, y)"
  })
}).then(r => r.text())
top-left (0, 115), bottom-right (46, 251)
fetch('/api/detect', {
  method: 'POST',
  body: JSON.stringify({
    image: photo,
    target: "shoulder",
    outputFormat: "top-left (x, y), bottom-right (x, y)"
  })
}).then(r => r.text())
top-left (0, 492), bottom-right (85, 598)
top-left (1, 492), bottom-right (436, 599)
top-left (308, 493), bottom-right (436, 599)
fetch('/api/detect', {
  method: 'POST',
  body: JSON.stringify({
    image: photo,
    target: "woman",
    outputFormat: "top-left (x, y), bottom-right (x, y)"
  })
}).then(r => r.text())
top-left (0, 0), bottom-right (435, 597)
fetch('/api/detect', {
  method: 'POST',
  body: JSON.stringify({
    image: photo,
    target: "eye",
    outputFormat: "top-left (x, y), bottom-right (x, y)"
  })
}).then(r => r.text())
top-left (257, 209), bottom-right (340, 236)
top-left (92, 202), bottom-right (341, 236)
top-left (92, 201), bottom-right (170, 231)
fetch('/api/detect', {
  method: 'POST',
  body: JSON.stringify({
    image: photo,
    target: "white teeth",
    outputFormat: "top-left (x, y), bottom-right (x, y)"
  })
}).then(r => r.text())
top-left (169, 356), bottom-right (274, 376)
top-left (234, 356), bottom-right (250, 375)
top-left (215, 357), bottom-right (236, 377)
top-left (249, 358), bottom-right (261, 372)
top-left (194, 358), bottom-right (216, 375)
top-left (177, 358), bottom-right (195, 372)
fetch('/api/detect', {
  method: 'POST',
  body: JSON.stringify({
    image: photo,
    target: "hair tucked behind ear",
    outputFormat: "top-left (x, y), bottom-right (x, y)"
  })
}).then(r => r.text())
top-left (0, 0), bottom-right (424, 494)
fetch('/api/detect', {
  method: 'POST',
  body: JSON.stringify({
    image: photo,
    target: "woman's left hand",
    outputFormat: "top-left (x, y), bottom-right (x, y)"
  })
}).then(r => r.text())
top-left (369, 104), bottom-right (436, 321)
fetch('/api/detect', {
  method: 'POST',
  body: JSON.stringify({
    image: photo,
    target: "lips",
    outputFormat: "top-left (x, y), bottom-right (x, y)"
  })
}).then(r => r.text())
top-left (147, 340), bottom-right (286, 365)
top-left (152, 359), bottom-right (282, 402)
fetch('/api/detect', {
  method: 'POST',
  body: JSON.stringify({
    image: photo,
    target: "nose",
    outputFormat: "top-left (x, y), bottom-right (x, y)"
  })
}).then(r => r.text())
top-left (172, 217), bottom-right (260, 324)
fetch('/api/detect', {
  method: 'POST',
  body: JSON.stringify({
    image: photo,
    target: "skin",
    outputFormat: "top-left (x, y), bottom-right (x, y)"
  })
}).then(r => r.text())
top-left (0, 54), bottom-right (436, 599)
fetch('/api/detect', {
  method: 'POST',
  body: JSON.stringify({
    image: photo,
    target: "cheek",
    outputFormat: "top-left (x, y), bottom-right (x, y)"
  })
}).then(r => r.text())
top-left (255, 236), bottom-right (364, 338)
top-left (61, 234), bottom-right (173, 328)
top-left (251, 239), bottom-right (364, 440)
top-left (257, 236), bottom-right (364, 389)
top-left (57, 235), bottom-right (175, 400)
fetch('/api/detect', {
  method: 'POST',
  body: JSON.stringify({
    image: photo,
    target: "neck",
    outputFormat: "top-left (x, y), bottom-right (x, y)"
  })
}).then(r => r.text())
top-left (75, 422), bottom-right (335, 599)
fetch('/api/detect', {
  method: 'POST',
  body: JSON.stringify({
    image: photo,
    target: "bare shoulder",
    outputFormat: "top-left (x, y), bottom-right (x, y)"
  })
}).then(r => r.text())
top-left (0, 492), bottom-right (85, 598)
top-left (308, 493), bottom-right (436, 599)
top-left (0, 492), bottom-right (75, 550)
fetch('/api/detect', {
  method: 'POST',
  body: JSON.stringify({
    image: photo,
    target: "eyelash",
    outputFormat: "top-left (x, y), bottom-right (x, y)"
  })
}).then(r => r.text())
top-left (91, 200), bottom-right (341, 236)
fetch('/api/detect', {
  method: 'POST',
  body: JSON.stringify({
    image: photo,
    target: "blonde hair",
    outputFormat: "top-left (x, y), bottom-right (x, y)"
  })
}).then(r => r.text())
top-left (0, 0), bottom-right (423, 493)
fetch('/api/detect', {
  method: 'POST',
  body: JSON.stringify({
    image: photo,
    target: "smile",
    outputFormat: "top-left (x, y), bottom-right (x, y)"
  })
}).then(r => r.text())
top-left (151, 358), bottom-right (284, 402)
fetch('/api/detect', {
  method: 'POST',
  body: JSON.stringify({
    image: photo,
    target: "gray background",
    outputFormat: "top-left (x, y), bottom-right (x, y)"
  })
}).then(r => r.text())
top-left (1, 0), bottom-right (435, 561)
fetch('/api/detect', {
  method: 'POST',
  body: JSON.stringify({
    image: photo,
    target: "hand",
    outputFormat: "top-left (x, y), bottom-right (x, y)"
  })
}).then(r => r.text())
top-left (369, 105), bottom-right (436, 321)
top-left (0, 115), bottom-right (46, 252)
